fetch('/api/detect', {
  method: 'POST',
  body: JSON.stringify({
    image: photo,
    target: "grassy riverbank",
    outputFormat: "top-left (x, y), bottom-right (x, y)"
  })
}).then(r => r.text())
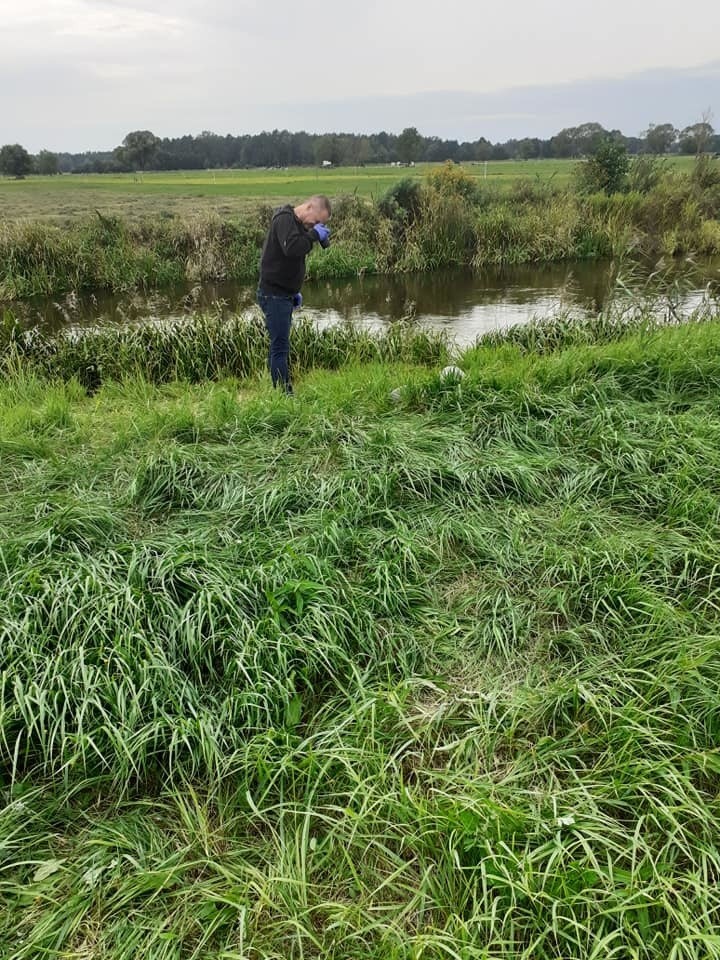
top-left (2, 310), bottom-right (720, 958)
top-left (1, 157), bottom-right (718, 300)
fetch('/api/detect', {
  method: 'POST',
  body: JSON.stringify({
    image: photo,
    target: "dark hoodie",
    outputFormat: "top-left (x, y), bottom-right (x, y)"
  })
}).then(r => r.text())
top-left (259, 205), bottom-right (319, 295)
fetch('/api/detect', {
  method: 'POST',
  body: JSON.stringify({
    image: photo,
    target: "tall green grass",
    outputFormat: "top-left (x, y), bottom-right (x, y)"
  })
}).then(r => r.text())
top-left (0, 212), bottom-right (268, 299)
top-left (1, 309), bottom-right (448, 388)
top-left (2, 311), bottom-right (720, 957)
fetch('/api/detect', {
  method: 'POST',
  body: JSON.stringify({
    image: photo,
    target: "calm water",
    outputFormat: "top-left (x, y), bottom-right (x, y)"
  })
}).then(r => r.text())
top-left (9, 258), bottom-right (720, 346)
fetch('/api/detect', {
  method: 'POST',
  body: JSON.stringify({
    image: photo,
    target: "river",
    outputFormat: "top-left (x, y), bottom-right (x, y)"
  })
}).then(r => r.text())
top-left (7, 257), bottom-right (720, 345)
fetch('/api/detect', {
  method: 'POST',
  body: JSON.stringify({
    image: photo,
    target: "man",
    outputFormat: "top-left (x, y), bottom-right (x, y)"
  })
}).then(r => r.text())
top-left (257, 195), bottom-right (331, 394)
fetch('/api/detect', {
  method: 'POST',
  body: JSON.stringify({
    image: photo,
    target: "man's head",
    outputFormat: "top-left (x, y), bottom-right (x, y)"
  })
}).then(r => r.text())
top-left (294, 195), bottom-right (331, 227)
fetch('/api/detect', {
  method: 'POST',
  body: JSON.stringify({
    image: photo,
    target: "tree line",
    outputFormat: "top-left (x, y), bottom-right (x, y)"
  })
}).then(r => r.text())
top-left (1, 121), bottom-right (718, 177)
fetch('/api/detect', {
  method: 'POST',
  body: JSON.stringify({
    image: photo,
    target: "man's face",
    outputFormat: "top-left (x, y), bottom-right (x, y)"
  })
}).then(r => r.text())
top-left (313, 204), bottom-right (331, 226)
top-left (302, 202), bottom-right (330, 227)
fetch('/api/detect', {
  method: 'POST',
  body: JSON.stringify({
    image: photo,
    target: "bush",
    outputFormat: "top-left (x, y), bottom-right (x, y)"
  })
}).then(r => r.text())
top-left (377, 178), bottom-right (423, 224)
top-left (425, 161), bottom-right (480, 203)
top-left (574, 139), bottom-right (630, 196)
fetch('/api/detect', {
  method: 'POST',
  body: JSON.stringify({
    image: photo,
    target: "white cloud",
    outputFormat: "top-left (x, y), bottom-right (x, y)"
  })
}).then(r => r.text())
top-left (56, 9), bottom-right (185, 40)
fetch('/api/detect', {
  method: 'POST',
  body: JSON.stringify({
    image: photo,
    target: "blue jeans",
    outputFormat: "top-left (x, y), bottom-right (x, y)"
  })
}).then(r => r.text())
top-left (257, 290), bottom-right (293, 392)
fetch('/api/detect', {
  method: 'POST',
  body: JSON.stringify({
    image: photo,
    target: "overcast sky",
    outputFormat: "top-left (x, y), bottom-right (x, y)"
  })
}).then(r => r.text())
top-left (1, 0), bottom-right (719, 152)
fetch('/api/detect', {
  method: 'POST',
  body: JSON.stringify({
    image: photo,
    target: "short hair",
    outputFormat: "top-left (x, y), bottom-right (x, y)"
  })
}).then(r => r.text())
top-left (309, 194), bottom-right (331, 216)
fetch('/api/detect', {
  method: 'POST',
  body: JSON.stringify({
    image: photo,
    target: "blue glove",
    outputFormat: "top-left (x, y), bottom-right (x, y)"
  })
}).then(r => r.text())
top-left (292, 292), bottom-right (303, 309)
top-left (312, 223), bottom-right (331, 247)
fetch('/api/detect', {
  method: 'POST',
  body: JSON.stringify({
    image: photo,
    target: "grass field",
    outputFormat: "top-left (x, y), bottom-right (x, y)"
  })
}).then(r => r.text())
top-left (2, 307), bottom-right (720, 957)
top-left (0, 157), bottom-right (699, 223)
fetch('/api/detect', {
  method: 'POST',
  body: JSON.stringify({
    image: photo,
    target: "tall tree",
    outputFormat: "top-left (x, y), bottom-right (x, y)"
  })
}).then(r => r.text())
top-left (118, 130), bottom-right (161, 170)
top-left (551, 123), bottom-right (608, 158)
top-left (36, 150), bottom-right (59, 175)
top-left (396, 127), bottom-right (423, 163)
top-left (643, 123), bottom-right (677, 154)
top-left (678, 121), bottom-right (715, 155)
top-left (517, 137), bottom-right (542, 159)
top-left (314, 135), bottom-right (342, 166)
top-left (0, 143), bottom-right (32, 177)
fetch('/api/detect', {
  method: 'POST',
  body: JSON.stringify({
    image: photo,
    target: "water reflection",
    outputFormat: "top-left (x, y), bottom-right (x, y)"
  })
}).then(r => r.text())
top-left (7, 258), bottom-right (720, 345)
top-left (309, 260), bottom-right (615, 319)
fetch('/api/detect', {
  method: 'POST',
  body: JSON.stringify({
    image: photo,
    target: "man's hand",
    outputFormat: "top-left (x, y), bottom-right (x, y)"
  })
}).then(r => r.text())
top-left (312, 223), bottom-right (331, 248)
top-left (292, 293), bottom-right (303, 309)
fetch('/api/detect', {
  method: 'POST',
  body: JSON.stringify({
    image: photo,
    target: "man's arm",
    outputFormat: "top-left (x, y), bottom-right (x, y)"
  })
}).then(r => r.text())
top-left (274, 210), bottom-right (316, 257)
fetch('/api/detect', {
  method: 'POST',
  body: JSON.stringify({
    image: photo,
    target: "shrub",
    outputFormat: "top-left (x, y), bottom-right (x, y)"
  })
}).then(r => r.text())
top-left (425, 161), bottom-right (480, 203)
top-left (574, 139), bottom-right (630, 195)
top-left (377, 178), bottom-right (423, 224)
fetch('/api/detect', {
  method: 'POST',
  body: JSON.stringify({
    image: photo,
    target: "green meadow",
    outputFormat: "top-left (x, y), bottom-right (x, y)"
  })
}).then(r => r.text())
top-left (0, 158), bottom-right (698, 223)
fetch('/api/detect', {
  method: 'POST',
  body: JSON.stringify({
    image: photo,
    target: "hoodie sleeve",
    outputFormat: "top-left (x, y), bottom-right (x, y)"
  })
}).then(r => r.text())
top-left (274, 210), bottom-right (317, 257)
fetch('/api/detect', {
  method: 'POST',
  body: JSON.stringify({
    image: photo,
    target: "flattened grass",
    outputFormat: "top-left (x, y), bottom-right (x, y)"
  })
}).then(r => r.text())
top-left (2, 312), bottom-right (720, 958)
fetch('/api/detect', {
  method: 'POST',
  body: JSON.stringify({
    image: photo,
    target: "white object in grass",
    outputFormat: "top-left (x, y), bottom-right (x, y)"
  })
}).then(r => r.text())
top-left (440, 365), bottom-right (465, 381)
